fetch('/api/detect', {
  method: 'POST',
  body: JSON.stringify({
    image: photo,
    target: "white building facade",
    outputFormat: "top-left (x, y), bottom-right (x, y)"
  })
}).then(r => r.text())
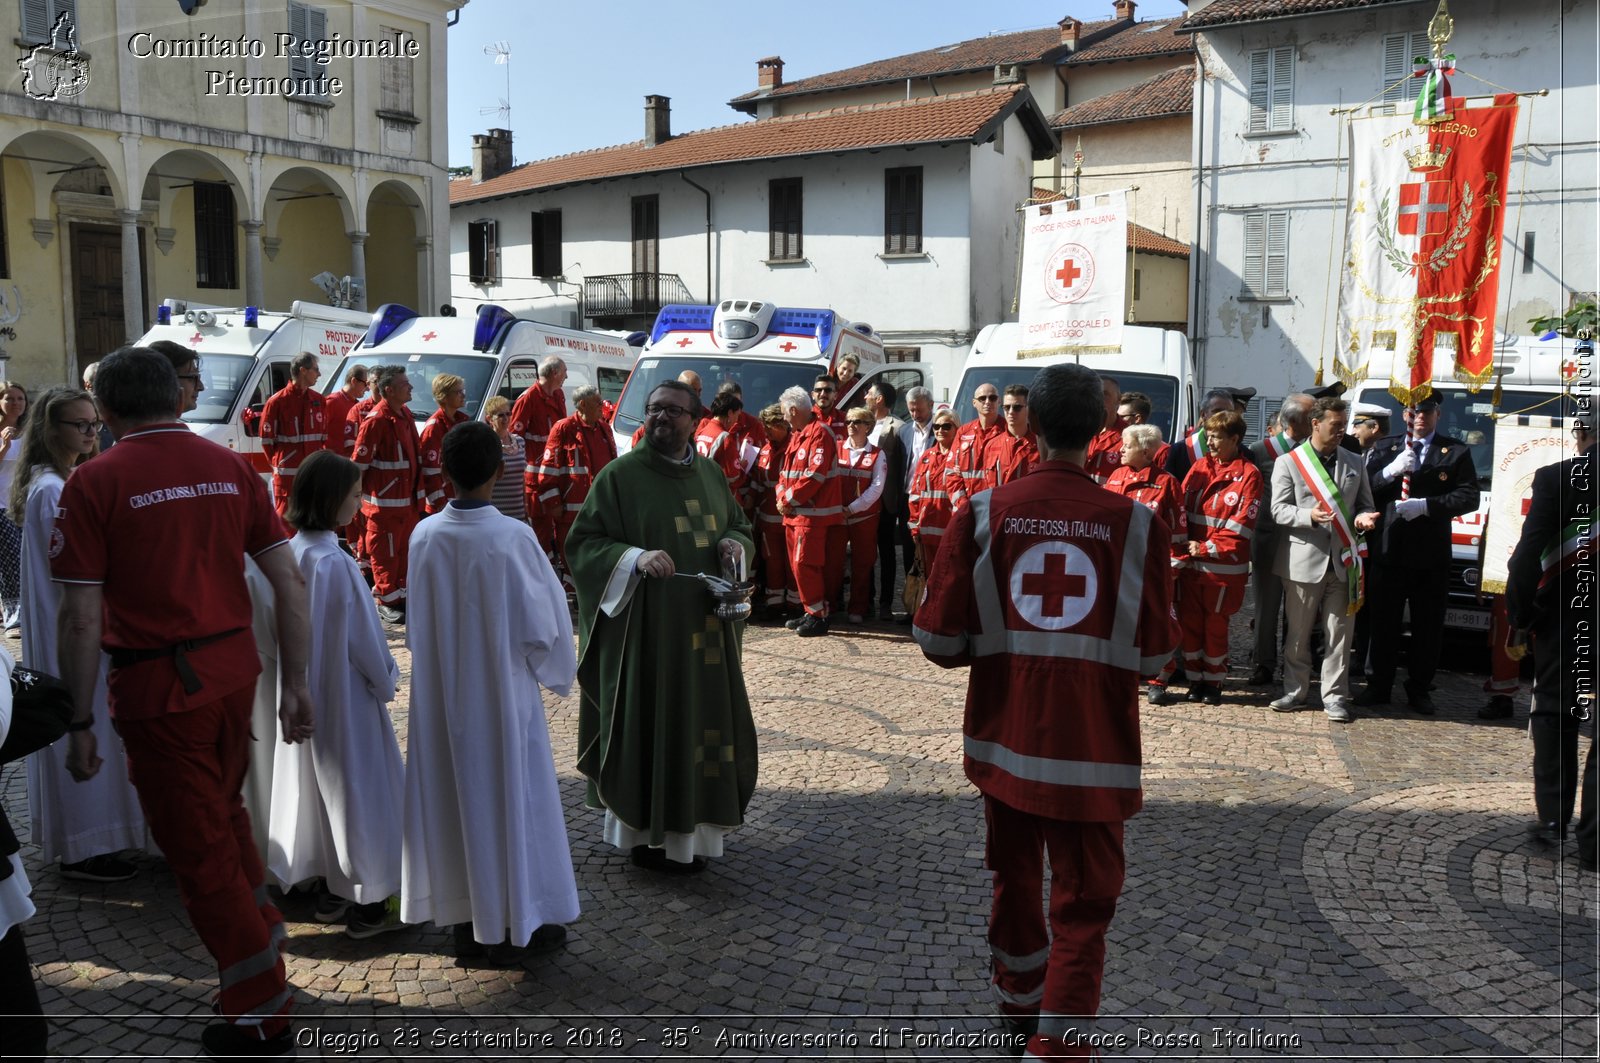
top-left (1182, 0), bottom-right (1598, 400)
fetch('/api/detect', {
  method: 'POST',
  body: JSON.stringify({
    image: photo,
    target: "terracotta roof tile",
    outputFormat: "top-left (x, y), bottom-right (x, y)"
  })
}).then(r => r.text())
top-left (1063, 18), bottom-right (1194, 65)
top-left (1178, 0), bottom-right (1423, 31)
top-left (1050, 66), bottom-right (1194, 129)
top-left (452, 86), bottom-right (1043, 205)
top-left (728, 20), bottom-right (1124, 110)
top-left (1029, 188), bottom-right (1190, 257)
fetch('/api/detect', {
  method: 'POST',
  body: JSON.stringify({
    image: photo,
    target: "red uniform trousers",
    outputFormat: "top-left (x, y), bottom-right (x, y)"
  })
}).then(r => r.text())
top-left (984, 796), bottom-right (1124, 1060)
top-left (785, 522), bottom-right (830, 617)
top-left (364, 504), bottom-right (419, 605)
top-left (757, 516), bottom-right (794, 608)
top-left (823, 524), bottom-right (848, 610)
top-left (116, 687), bottom-right (291, 1038)
top-left (525, 479), bottom-right (557, 557)
top-left (1177, 572), bottom-right (1244, 685)
top-left (844, 515), bottom-right (880, 617)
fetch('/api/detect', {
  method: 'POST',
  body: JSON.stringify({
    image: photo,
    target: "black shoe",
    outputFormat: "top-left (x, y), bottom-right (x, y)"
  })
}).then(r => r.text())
top-left (1201, 684), bottom-right (1224, 706)
top-left (1578, 850), bottom-right (1599, 873)
top-left (1478, 695), bottom-right (1514, 720)
top-left (60, 854), bottom-right (138, 883)
top-left (784, 615), bottom-right (806, 630)
top-left (795, 614), bottom-right (830, 637)
top-left (878, 605), bottom-right (895, 622)
top-left (523, 923), bottom-right (569, 958)
top-left (452, 922), bottom-right (486, 960)
top-left (1354, 686), bottom-right (1391, 707)
top-left (630, 844), bottom-right (706, 875)
top-left (201, 1022), bottom-right (295, 1058)
top-left (1147, 683), bottom-right (1175, 706)
top-left (1248, 665), bottom-right (1274, 686)
top-left (1529, 821), bottom-right (1568, 848)
top-left (1406, 686), bottom-right (1436, 715)
top-left (999, 1015), bottom-right (1037, 1058)
top-left (376, 604), bottom-right (405, 625)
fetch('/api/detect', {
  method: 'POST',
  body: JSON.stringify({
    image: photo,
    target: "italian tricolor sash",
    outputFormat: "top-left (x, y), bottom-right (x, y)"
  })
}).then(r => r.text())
top-left (1262, 431), bottom-right (1295, 460)
top-left (1287, 442), bottom-right (1369, 614)
top-left (1186, 427), bottom-right (1206, 462)
top-left (1540, 518), bottom-right (1593, 588)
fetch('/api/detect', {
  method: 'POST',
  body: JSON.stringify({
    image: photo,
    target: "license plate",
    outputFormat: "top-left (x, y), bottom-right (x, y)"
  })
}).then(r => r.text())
top-left (1445, 607), bottom-right (1490, 631)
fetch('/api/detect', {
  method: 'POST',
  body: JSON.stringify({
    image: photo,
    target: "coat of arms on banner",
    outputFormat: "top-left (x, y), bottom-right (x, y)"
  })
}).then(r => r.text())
top-left (1335, 95), bottom-right (1518, 404)
top-left (1018, 192), bottom-right (1127, 356)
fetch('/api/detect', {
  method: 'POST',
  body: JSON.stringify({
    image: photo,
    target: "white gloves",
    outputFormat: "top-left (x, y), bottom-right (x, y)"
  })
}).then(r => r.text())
top-left (1383, 447), bottom-right (1418, 481)
top-left (1394, 498), bottom-right (1429, 521)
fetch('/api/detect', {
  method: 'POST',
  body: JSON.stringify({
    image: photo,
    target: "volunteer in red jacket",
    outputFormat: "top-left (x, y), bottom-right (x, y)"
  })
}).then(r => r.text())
top-left (509, 356), bottom-right (568, 554)
top-left (979, 383), bottom-right (1039, 491)
top-left (343, 386), bottom-right (382, 580)
top-left (353, 366), bottom-right (423, 624)
top-left (418, 373), bottom-right (469, 514)
top-left (914, 362), bottom-right (1177, 1060)
top-left (749, 404), bottom-right (794, 621)
top-left (693, 390), bottom-right (748, 501)
top-left (836, 407), bottom-right (887, 623)
top-left (776, 386), bottom-right (841, 637)
top-left (258, 352), bottom-right (326, 515)
top-left (535, 384), bottom-right (617, 570)
top-left (1177, 409), bottom-right (1262, 704)
top-left (322, 364), bottom-right (369, 453)
top-left (1084, 375), bottom-right (1126, 485)
top-left (53, 346), bottom-right (314, 1059)
top-left (953, 382), bottom-right (1005, 496)
top-left (1105, 423), bottom-right (1188, 703)
top-left (907, 410), bottom-right (967, 573)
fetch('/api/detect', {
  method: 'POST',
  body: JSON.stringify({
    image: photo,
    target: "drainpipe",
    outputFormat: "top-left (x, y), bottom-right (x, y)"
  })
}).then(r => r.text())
top-left (680, 172), bottom-right (713, 303)
top-left (1188, 46), bottom-right (1208, 386)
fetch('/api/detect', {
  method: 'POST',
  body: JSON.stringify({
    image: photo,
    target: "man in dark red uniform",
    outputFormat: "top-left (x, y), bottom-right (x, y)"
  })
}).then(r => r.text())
top-left (259, 351), bottom-right (326, 515)
top-left (979, 383), bottom-right (1039, 491)
top-left (53, 347), bottom-right (313, 1060)
top-left (954, 382), bottom-right (1005, 496)
top-left (915, 362), bottom-right (1177, 1059)
top-left (509, 356), bottom-right (568, 555)
top-left (1083, 375), bottom-right (1125, 485)
top-left (536, 384), bottom-right (618, 571)
top-left (353, 365), bottom-right (423, 624)
top-left (323, 363), bottom-right (368, 452)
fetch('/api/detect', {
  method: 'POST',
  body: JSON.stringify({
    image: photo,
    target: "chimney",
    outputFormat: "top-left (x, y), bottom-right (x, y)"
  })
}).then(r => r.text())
top-left (757, 56), bottom-right (784, 91)
top-left (1059, 16), bottom-right (1082, 49)
top-left (644, 95), bottom-right (671, 147)
top-left (1113, 0), bottom-right (1136, 20)
top-left (993, 64), bottom-right (1022, 85)
top-left (471, 128), bottom-right (512, 183)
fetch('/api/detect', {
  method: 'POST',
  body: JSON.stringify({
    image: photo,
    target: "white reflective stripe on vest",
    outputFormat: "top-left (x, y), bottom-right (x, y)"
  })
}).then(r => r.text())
top-left (368, 458), bottom-right (411, 471)
top-left (793, 505), bottom-right (843, 517)
top-left (1189, 558), bottom-right (1248, 576)
top-left (967, 490), bottom-right (1152, 671)
top-left (912, 624), bottom-right (968, 656)
top-left (965, 736), bottom-right (1140, 790)
top-left (274, 432), bottom-right (324, 444)
top-left (362, 494), bottom-right (413, 508)
top-left (1190, 512), bottom-right (1254, 538)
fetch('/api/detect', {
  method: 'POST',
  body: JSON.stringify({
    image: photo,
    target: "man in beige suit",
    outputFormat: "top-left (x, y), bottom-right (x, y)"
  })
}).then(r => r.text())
top-left (1268, 397), bottom-right (1379, 722)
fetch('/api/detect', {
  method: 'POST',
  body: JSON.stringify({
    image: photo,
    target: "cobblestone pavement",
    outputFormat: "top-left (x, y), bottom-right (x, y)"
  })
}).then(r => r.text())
top-left (3, 599), bottom-right (1596, 1061)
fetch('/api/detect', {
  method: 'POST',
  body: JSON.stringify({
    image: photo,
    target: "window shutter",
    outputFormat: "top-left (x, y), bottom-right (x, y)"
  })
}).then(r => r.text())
top-left (543, 210), bottom-right (561, 278)
top-left (1265, 211), bottom-right (1289, 297)
top-left (288, 2), bottom-right (310, 82)
top-left (21, 0), bottom-right (50, 43)
top-left (1248, 50), bottom-right (1270, 133)
top-left (469, 221), bottom-right (486, 284)
top-left (1382, 33), bottom-right (1411, 103)
top-left (1242, 212), bottom-right (1265, 296)
top-left (1269, 47), bottom-right (1294, 131)
top-left (380, 27), bottom-right (411, 113)
top-left (484, 219), bottom-right (498, 284)
top-left (906, 170), bottom-right (922, 252)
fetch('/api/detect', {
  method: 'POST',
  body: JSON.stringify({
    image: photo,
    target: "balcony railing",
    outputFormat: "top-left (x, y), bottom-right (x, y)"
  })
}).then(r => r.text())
top-left (582, 272), bottom-right (694, 320)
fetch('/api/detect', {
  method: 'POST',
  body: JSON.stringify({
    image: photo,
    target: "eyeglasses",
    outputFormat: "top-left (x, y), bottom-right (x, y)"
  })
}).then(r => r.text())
top-left (975, 394), bottom-right (999, 403)
top-left (56, 418), bottom-right (103, 435)
top-left (847, 420), bottom-right (873, 429)
top-left (178, 374), bottom-right (202, 383)
top-left (1002, 404), bottom-right (1026, 412)
top-left (645, 403), bottom-right (692, 419)
top-left (812, 387), bottom-right (835, 395)
top-left (933, 424), bottom-right (956, 433)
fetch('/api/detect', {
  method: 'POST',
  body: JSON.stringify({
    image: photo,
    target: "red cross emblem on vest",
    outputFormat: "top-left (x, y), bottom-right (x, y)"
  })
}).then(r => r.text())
top-left (1010, 540), bottom-right (1099, 630)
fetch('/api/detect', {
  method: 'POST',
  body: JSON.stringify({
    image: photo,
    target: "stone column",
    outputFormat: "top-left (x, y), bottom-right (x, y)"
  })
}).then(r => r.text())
top-left (414, 235), bottom-right (432, 312)
top-left (347, 230), bottom-right (368, 311)
top-left (241, 219), bottom-right (265, 308)
top-left (118, 209), bottom-right (144, 341)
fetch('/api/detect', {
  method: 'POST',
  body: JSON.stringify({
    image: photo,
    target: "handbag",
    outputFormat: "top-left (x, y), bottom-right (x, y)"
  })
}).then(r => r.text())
top-left (902, 557), bottom-right (927, 617)
top-left (0, 666), bottom-right (76, 764)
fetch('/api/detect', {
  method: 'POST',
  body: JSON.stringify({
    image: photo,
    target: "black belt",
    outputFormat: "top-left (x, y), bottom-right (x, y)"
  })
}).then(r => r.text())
top-left (108, 628), bottom-right (247, 695)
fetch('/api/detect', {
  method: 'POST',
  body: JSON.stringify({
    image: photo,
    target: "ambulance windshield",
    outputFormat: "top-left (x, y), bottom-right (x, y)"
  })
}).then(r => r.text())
top-left (181, 353), bottom-right (254, 425)
top-left (953, 368), bottom-right (1180, 442)
top-left (614, 356), bottom-right (819, 435)
top-left (1356, 387), bottom-right (1573, 486)
top-left (327, 353), bottom-right (498, 423)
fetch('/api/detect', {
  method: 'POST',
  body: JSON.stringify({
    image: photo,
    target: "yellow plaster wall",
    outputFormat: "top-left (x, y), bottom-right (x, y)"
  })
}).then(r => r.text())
top-left (0, 158), bottom-right (68, 387)
top-left (263, 197), bottom-right (350, 308)
top-left (364, 201), bottom-right (419, 308)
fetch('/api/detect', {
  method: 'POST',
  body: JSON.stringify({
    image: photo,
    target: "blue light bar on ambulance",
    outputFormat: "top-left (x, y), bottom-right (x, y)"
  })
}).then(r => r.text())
top-left (366, 304), bottom-right (418, 348)
top-left (244, 306), bottom-right (259, 328)
top-left (156, 305), bottom-right (172, 325)
top-left (473, 304), bottom-right (517, 352)
top-left (770, 308), bottom-right (832, 356)
top-left (650, 304), bottom-right (716, 346)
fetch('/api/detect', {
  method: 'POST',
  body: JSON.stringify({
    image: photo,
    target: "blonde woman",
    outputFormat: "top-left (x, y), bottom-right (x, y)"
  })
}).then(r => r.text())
top-left (419, 372), bottom-right (469, 514)
top-left (483, 394), bottom-right (528, 522)
top-left (11, 387), bottom-right (145, 882)
top-left (0, 381), bottom-right (27, 633)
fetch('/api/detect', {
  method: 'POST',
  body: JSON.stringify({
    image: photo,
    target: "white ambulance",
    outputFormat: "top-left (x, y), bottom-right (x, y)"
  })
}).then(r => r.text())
top-left (612, 299), bottom-right (935, 451)
top-left (137, 300), bottom-right (368, 475)
top-left (951, 321), bottom-right (1196, 442)
top-left (333, 303), bottom-right (640, 428)
top-left (1351, 335), bottom-right (1587, 633)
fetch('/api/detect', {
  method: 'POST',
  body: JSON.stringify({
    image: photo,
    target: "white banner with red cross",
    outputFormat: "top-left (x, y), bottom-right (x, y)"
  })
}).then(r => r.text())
top-left (1018, 192), bottom-right (1127, 357)
top-left (1480, 415), bottom-right (1568, 595)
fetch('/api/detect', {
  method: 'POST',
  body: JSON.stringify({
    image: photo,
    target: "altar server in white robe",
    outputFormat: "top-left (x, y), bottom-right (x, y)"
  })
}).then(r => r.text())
top-left (267, 451), bottom-right (403, 935)
top-left (241, 555), bottom-right (278, 865)
top-left (14, 387), bottom-right (145, 881)
top-left (401, 420), bottom-right (578, 966)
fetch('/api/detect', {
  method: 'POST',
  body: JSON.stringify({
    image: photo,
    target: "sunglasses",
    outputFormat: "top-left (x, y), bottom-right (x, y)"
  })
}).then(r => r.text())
top-left (933, 424), bottom-right (956, 432)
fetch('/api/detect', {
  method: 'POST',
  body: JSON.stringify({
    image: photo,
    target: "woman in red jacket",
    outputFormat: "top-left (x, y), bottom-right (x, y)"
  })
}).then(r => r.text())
top-left (907, 410), bottom-right (967, 575)
top-left (1177, 410), bottom-right (1261, 705)
top-left (1105, 422), bottom-right (1188, 704)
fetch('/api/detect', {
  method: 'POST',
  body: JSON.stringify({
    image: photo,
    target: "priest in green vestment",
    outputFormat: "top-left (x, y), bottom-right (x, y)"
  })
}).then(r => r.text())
top-left (567, 381), bottom-right (758, 874)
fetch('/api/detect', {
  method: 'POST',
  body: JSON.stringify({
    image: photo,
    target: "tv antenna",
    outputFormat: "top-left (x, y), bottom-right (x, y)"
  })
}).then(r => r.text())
top-left (480, 41), bottom-right (511, 128)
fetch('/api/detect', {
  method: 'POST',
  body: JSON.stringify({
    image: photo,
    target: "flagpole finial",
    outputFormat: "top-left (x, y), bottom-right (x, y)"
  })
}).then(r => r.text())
top-left (1428, 0), bottom-right (1453, 62)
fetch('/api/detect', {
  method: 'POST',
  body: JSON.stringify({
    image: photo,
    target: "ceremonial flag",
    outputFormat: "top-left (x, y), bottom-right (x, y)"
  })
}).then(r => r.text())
top-left (1018, 192), bottom-right (1127, 356)
top-left (1335, 96), bottom-right (1518, 404)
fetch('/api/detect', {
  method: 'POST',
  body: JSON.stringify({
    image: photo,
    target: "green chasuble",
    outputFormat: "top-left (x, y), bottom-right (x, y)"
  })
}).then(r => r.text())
top-left (567, 442), bottom-right (758, 844)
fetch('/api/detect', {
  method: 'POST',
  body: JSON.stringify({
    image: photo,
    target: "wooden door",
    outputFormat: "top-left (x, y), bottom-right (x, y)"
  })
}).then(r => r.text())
top-left (71, 224), bottom-right (145, 368)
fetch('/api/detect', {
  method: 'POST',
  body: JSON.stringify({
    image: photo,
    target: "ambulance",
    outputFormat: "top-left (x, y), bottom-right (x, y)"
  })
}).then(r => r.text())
top-left (612, 299), bottom-right (935, 451)
top-left (951, 321), bottom-right (1195, 441)
top-left (1351, 335), bottom-right (1588, 633)
top-left (141, 300), bottom-right (369, 474)
top-left (333, 303), bottom-right (640, 428)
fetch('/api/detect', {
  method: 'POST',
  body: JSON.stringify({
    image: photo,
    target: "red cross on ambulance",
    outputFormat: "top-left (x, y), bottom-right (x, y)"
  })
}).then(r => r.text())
top-left (1009, 540), bottom-right (1099, 630)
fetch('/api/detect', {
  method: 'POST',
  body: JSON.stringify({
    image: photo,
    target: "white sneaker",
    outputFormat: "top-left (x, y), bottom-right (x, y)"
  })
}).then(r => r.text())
top-left (1270, 695), bottom-right (1302, 713)
top-left (1324, 702), bottom-right (1352, 722)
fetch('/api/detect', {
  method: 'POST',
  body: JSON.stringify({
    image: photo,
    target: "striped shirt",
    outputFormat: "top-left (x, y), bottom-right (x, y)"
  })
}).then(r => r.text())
top-left (491, 434), bottom-right (528, 522)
